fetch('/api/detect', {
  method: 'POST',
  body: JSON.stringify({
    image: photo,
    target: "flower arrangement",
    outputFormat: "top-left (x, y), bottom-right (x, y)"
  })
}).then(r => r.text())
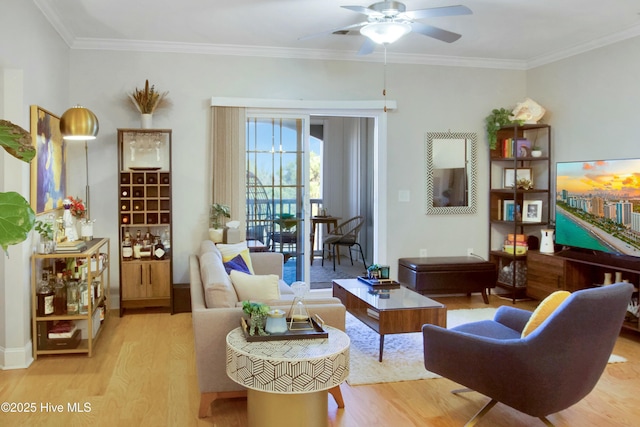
top-left (129, 80), bottom-right (169, 114)
top-left (66, 196), bottom-right (86, 219)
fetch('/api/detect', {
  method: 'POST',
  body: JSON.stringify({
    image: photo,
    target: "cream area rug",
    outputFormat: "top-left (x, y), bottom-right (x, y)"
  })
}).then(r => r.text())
top-left (346, 308), bottom-right (626, 386)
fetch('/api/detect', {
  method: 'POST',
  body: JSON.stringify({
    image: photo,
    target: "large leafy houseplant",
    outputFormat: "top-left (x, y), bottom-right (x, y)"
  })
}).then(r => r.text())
top-left (0, 120), bottom-right (36, 255)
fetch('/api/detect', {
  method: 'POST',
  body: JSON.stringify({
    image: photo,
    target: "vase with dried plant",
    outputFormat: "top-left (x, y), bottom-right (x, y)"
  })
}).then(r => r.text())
top-left (128, 80), bottom-right (169, 128)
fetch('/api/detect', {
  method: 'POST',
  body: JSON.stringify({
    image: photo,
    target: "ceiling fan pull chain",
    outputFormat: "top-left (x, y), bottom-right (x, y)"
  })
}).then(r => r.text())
top-left (383, 46), bottom-right (388, 112)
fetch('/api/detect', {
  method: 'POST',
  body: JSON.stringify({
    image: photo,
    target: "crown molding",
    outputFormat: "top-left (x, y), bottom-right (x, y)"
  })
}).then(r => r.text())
top-left (70, 37), bottom-right (527, 70)
top-left (526, 23), bottom-right (640, 69)
top-left (33, 0), bottom-right (76, 46)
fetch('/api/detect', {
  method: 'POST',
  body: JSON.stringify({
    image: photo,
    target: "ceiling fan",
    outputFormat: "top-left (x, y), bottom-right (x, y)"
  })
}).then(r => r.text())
top-left (300, 1), bottom-right (472, 55)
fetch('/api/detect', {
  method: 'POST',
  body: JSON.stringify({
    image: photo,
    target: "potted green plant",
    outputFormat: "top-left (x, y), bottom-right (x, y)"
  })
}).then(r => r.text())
top-left (208, 203), bottom-right (231, 243)
top-left (34, 219), bottom-right (55, 254)
top-left (367, 263), bottom-right (382, 279)
top-left (242, 301), bottom-right (270, 336)
top-left (484, 108), bottom-right (524, 150)
top-left (531, 145), bottom-right (542, 157)
top-left (0, 119), bottom-right (36, 255)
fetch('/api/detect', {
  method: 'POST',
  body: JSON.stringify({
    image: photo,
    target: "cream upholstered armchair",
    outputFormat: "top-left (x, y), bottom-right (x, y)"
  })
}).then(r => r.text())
top-left (422, 282), bottom-right (633, 426)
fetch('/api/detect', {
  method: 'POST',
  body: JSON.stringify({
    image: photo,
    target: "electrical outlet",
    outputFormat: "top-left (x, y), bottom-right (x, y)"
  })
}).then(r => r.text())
top-left (467, 248), bottom-right (474, 256)
top-left (419, 249), bottom-right (428, 257)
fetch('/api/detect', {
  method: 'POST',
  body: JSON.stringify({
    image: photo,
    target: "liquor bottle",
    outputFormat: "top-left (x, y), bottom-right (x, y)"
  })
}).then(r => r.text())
top-left (153, 235), bottom-right (165, 260)
top-left (122, 231), bottom-right (133, 260)
top-left (53, 273), bottom-right (67, 315)
top-left (78, 270), bottom-right (89, 315)
top-left (36, 272), bottom-right (54, 317)
top-left (140, 231), bottom-right (152, 258)
top-left (133, 230), bottom-right (142, 259)
top-left (66, 278), bottom-right (79, 315)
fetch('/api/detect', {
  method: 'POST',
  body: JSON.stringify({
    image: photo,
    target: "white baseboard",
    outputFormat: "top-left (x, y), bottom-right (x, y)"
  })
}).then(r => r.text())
top-left (0, 342), bottom-right (34, 370)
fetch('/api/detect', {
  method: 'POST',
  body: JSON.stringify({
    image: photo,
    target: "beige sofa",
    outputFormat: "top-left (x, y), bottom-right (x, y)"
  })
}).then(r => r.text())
top-left (190, 240), bottom-right (346, 418)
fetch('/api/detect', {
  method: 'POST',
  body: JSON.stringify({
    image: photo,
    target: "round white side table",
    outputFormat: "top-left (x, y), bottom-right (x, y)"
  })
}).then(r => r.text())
top-left (226, 326), bottom-right (350, 427)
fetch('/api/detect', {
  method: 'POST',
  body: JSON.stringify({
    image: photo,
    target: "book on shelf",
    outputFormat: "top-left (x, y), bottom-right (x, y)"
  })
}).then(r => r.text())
top-left (55, 240), bottom-right (87, 253)
top-left (48, 321), bottom-right (77, 339)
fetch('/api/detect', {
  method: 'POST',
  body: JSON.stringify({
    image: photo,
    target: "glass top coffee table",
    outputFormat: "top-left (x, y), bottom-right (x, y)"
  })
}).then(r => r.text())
top-left (332, 278), bottom-right (446, 362)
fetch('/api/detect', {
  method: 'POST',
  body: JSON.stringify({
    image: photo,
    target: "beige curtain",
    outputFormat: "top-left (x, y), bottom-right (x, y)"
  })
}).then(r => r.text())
top-left (211, 106), bottom-right (246, 237)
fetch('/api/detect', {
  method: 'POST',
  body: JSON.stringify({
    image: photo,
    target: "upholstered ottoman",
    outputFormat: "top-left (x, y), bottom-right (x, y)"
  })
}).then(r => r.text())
top-left (397, 257), bottom-right (497, 304)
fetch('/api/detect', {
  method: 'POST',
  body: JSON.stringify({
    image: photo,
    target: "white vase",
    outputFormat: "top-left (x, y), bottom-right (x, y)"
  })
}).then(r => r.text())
top-left (141, 113), bottom-right (153, 129)
top-left (531, 150), bottom-right (542, 158)
top-left (209, 228), bottom-right (224, 243)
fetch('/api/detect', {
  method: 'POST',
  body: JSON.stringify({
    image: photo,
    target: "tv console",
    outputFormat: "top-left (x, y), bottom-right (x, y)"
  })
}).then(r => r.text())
top-left (526, 250), bottom-right (639, 333)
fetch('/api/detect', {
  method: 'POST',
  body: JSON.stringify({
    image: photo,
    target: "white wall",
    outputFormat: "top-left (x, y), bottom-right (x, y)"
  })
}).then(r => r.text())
top-left (67, 49), bottom-right (525, 294)
top-left (527, 36), bottom-right (640, 164)
top-left (0, 0), bottom-right (70, 369)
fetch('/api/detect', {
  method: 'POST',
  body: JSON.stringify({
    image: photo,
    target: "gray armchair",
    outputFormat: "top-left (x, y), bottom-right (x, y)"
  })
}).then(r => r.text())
top-left (422, 282), bottom-right (633, 426)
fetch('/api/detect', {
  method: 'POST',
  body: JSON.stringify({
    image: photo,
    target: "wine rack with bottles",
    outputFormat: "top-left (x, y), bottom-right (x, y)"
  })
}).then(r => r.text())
top-left (117, 129), bottom-right (173, 314)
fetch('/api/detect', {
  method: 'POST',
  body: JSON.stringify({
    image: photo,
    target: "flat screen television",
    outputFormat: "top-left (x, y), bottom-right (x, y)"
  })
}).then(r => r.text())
top-left (555, 158), bottom-right (640, 267)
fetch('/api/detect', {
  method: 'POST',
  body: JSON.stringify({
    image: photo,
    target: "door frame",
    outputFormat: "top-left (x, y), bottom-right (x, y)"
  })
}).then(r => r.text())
top-left (211, 97), bottom-right (394, 283)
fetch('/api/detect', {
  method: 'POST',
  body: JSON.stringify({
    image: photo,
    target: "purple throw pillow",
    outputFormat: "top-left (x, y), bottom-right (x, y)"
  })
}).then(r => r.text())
top-left (223, 254), bottom-right (251, 275)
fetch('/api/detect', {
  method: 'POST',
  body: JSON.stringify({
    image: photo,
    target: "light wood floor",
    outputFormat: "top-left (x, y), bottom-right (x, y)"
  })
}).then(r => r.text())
top-left (1, 294), bottom-right (638, 427)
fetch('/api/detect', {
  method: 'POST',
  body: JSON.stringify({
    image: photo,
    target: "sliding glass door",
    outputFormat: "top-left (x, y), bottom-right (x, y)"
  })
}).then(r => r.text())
top-left (246, 114), bottom-right (310, 284)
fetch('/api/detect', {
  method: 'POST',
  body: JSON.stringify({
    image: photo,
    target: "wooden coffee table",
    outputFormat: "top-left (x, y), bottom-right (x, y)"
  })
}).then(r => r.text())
top-left (332, 278), bottom-right (446, 362)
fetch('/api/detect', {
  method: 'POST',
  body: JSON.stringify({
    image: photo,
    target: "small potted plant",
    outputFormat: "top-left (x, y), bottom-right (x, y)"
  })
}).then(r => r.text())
top-left (34, 219), bottom-right (54, 254)
top-left (367, 263), bottom-right (382, 279)
top-left (531, 145), bottom-right (543, 157)
top-left (242, 301), bottom-right (270, 336)
top-left (209, 203), bottom-right (231, 243)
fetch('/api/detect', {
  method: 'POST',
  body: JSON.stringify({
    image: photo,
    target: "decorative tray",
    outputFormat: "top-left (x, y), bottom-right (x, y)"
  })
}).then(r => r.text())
top-left (240, 316), bottom-right (328, 342)
top-left (357, 276), bottom-right (401, 287)
top-left (129, 167), bottom-right (161, 171)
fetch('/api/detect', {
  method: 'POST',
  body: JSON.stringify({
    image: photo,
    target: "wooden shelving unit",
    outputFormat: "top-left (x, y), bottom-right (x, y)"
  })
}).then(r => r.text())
top-left (117, 129), bottom-right (173, 315)
top-left (31, 238), bottom-right (110, 359)
top-left (488, 124), bottom-right (551, 302)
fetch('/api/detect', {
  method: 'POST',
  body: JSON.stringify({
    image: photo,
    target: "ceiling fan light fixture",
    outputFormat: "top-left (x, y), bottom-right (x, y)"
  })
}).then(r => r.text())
top-left (360, 21), bottom-right (411, 44)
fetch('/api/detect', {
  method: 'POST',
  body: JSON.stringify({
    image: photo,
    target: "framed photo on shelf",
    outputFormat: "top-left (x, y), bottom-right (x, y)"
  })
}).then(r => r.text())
top-left (503, 167), bottom-right (532, 188)
top-left (523, 200), bottom-right (543, 222)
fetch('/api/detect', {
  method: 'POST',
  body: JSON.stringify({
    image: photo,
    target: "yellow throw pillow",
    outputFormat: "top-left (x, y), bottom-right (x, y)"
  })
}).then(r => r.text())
top-left (229, 270), bottom-right (280, 302)
top-left (521, 290), bottom-right (571, 337)
top-left (217, 241), bottom-right (255, 274)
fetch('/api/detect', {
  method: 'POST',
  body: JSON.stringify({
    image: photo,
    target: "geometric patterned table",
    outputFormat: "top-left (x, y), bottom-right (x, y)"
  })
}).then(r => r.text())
top-left (226, 326), bottom-right (350, 427)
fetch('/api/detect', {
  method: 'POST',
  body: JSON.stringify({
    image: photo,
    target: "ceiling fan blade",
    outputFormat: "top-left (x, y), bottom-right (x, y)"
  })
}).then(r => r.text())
top-left (356, 38), bottom-right (376, 56)
top-left (299, 21), bottom-right (368, 40)
top-left (341, 5), bottom-right (382, 17)
top-left (403, 5), bottom-right (472, 20)
top-left (410, 22), bottom-right (462, 43)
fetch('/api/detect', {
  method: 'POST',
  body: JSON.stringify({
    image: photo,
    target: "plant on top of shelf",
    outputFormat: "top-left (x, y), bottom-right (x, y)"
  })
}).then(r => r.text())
top-left (484, 108), bottom-right (524, 150)
top-left (129, 80), bottom-right (169, 114)
top-left (0, 119), bottom-right (36, 255)
top-left (209, 203), bottom-right (231, 229)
